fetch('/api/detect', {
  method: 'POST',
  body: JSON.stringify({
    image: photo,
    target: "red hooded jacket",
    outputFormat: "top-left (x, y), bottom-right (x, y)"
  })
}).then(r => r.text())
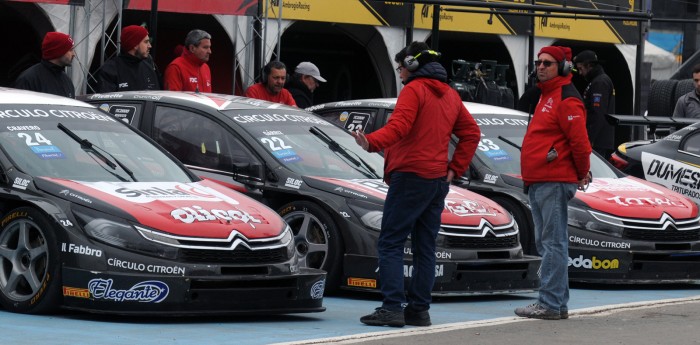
top-left (366, 76), bottom-right (480, 182)
top-left (163, 50), bottom-right (212, 92)
top-left (521, 74), bottom-right (591, 185)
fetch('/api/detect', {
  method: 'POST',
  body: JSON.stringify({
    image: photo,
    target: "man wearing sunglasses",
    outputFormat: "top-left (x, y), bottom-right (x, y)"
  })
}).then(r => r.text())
top-left (515, 46), bottom-right (592, 321)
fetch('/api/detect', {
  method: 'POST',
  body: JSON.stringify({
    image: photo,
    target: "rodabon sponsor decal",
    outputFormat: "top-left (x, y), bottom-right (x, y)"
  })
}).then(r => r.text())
top-left (78, 181), bottom-right (241, 204)
top-left (568, 255), bottom-right (621, 270)
top-left (642, 152), bottom-right (700, 203)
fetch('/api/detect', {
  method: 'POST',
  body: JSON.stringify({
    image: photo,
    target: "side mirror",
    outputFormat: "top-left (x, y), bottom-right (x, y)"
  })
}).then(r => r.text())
top-left (233, 161), bottom-right (265, 187)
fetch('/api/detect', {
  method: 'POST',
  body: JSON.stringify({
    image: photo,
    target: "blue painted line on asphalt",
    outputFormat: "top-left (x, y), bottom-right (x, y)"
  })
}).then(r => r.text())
top-left (0, 284), bottom-right (698, 345)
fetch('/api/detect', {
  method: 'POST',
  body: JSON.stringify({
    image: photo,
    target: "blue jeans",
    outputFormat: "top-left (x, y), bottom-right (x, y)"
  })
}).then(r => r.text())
top-left (379, 172), bottom-right (449, 312)
top-left (528, 182), bottom-right (576, 313)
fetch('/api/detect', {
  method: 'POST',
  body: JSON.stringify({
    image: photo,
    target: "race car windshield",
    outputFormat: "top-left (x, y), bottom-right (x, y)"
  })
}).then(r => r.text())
top-left (472, 113), bottom-right (618, 179)
top-left (225, 110), bottom-right (384, 179)
top-left (0, 105), bottom-right (192, 182)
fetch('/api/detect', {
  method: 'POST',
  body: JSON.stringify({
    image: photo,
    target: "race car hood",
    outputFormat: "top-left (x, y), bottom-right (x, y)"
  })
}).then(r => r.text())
top-left (35, 177), bottom-right (284, 239)
top-left (574, 177), bottom-right (698, 219)
top-left (304, 177), bottom-right (512, 227)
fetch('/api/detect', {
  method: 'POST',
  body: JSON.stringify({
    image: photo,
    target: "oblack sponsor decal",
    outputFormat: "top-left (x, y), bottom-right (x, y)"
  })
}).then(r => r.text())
top-left (444, 199), bottom-right (497, 217)
top-left (171, 205), bottom-right (264, 228)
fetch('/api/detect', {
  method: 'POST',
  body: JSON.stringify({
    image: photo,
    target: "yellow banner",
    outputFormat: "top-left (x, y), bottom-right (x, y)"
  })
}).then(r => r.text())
top-left (413, 5), bottom-right (515, 35)
top-left (265, 0), bottom-right (388, 26)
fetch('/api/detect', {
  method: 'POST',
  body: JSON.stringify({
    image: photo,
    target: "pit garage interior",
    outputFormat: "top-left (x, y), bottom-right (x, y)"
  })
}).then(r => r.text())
top-left (1, 0), bottom-right (636, 126)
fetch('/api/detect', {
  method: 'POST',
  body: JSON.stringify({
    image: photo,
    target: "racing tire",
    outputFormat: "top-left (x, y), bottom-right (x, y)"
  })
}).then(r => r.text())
top-left (278, 201), bottom-right (344, 294)
top-left (491, 197), bottom-right (535, 255)
top-left (0, 207), bottom-right (62, 314)
top-left (647, 79), bottom-right (677, 117)
top-left (674, 79), bottom-right (695, 107)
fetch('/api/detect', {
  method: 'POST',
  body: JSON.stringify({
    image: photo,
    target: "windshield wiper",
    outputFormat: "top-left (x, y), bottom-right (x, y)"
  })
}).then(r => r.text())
top-left (498, 135), bottom-right (521, 151)
top-left (309, 126), bottom-right (381, 179)
top-left (57, 123), bottom-right (138, 182)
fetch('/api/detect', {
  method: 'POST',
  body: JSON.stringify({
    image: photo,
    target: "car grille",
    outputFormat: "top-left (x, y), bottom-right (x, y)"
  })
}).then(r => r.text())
top-left (592, 212), bottom-right (700, 242)
top-left (135, 226), bottom-right (292, 264)
top-left (180, 246), bottom-right (289, 264)
top-left (624, 228), bottom-right (700, 241)
top-left (440, 218), bottom-right (519, 249)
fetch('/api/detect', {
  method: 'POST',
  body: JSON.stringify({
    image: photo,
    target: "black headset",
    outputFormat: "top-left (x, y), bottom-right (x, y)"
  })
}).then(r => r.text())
top-left (261, 61), bottom-right (286, 85)
top-left (559, 58), bottom-right (573, 76)
top-left (403, 49), bottom-right (441, 72)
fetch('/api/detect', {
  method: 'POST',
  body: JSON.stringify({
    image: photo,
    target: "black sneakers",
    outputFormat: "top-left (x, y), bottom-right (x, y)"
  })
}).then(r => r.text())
top-left (360, 308), bottom-right (405, 327)
top-left (405, 308), bottom-right (431, 326)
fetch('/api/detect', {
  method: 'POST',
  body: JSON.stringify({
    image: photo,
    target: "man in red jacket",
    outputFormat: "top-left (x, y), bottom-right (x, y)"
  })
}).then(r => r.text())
top-left (163, 29), bottom-right (212, 92)
top-left (352, 41), bottom-right (480, 327)
top-left (515, 46), bottom-right (592, 320)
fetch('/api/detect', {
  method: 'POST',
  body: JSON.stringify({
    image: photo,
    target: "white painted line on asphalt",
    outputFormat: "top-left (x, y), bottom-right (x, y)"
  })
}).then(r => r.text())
top-left (272, 295), bottom-right (700, 345)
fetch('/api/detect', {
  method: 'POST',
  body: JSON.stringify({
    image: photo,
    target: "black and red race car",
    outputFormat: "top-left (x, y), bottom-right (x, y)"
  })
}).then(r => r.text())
top-left (0, 88), bottom-right (325, 315)
top-left (608, 114), bottom-right (700, 204)
top-left (310, 99), bottom-right (700, 283)
top-left (82, 91), bottom-right (542, 295)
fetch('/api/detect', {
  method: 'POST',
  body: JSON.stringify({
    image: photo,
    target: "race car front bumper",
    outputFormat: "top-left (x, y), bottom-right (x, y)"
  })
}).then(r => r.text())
top-left (61, 267), bottom-right (326, 315)
top-left (341, 254), bottom-right (541, 294)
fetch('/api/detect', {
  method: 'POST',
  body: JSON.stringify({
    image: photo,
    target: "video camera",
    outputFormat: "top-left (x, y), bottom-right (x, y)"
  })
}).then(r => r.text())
top-left (449, 59), bottom-right (514, 109)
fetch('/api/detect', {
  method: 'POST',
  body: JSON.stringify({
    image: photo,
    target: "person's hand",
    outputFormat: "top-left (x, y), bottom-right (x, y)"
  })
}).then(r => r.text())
top-left (446, 169), bottom-right (456, 183)
top-left (350, 129), bottom-right (369, 151)
top-left (578, 171), bottom-right (592, 191)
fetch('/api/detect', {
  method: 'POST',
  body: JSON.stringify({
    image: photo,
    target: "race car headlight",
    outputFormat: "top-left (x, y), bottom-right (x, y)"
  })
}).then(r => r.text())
top-left (347, 200), bottom-right (383, 232)
top-left (282, 224), bottom-right (296, 258)
top-left (567, 206), bottom-right (625, 238)
top-left (73, 206), bottom-right (178, 259)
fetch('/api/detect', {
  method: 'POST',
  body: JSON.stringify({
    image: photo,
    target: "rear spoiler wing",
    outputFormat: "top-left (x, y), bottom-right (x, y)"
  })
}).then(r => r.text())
top-left (605, 114), bottom-right (699, 138)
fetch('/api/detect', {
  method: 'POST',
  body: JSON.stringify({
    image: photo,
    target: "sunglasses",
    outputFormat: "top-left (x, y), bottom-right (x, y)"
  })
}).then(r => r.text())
top-left (534, 60), bottom-right (557, 67)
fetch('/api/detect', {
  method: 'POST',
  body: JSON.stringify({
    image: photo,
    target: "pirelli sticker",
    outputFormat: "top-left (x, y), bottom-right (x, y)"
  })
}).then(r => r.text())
top-left (642, 152), bottom-right (700, 205)
top-left (63, 286), bottom-right (91, 299)
top-left (347, 277), bottom-right (377, 288)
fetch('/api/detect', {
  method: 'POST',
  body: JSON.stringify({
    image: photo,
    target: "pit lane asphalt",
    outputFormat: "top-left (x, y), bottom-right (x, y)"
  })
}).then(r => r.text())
top-left (1, 283), bottom-right (699, 345)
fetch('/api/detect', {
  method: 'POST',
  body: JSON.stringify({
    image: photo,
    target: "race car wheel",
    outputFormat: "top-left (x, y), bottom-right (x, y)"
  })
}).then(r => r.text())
top-left (278, 201), bottom-right (343, 293)
top-left (491, 197), bottom-right (535, 255)
top-left (0, 207), bottom-right (62, 314)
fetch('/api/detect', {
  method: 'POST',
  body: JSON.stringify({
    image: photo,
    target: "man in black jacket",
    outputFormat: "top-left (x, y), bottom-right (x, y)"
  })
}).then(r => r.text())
top-left (14, 32), bottom-right (75, 98)
top-left (574, 50), bottom-right (616, 158)
top-left (286, 62), bottom-right (326, 108)
top-left (96, 25), bottom-right (160, 92)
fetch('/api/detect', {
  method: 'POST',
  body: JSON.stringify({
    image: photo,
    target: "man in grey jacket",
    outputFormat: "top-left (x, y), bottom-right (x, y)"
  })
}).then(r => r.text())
top-left (673, 64), bottom-right (700, 119)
